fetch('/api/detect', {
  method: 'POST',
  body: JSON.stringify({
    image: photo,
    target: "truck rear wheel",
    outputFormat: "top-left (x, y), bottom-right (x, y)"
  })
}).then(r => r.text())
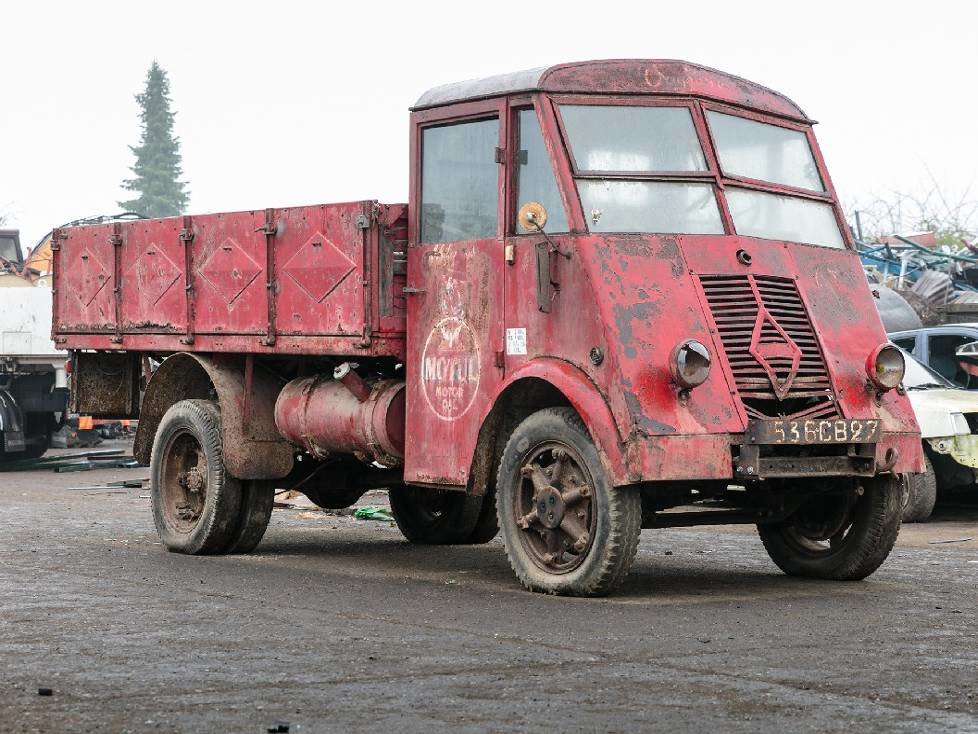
top-left (389, 486), bottom-right (484, 544)
top-left (496, 407), bottom-right (641, 597)
top-left (902, 453), bottom-right (937, 523)
top-left (757, 474), bottom-right (901, 580)
top-left (225, 480), bottom-right (275, 554)
top-left (150, 399), bottom-right (242, 555)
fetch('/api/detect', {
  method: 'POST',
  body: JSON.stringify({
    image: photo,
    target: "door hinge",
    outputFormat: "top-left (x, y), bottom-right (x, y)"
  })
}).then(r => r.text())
top-left (494, 147), bottom-right (506, 164)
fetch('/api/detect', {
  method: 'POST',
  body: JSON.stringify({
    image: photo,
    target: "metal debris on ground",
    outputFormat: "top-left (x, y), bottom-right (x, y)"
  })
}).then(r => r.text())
top-left (0, 449), bottom-right (131, 474)
top-left (927, 537), bottom-right (974, 544)
top-left (353, 506), bottom-right (394, 521)
top-left (66, 479), bottom-right (147, 491)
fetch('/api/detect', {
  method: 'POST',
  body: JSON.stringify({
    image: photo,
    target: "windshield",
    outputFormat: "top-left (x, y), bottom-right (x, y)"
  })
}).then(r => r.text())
top-left (581, 181), bottom-right (722, 234)
top-left (560, 105), bottom-right (707, 172)
top-left (558, 103), bottom-right (845, 248)
top-left (0, 235), bottom-right (20, 262)
top-left (707, 111), bottom-right (823, 191)
top-left (899, 347), bottom-right (955, 389)
top-left (726, 189), bottom-right (844, 248)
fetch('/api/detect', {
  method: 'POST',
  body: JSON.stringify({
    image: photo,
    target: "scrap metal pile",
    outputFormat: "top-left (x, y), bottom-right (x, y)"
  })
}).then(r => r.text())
top-left (861, 234), bottom-right (978, 326)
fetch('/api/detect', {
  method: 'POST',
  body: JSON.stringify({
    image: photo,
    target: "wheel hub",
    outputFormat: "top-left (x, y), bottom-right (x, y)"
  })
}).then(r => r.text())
top-left (180, 466), bottom-right (205, 493)
top-left (514, 444), bottom-right (595, 573)
top-left (160, 430), bottom-right (209, 534)
top-left (535, 486), bottom-right (565, 529)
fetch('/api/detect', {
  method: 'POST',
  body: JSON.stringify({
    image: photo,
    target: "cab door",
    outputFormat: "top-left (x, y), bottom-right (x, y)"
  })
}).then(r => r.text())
top-left (404, 106), bottom-right (506, 487)
top-left (501, 103), bottom-right (574, 372)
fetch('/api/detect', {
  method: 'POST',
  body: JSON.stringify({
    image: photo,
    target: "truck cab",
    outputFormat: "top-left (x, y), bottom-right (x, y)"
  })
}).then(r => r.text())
top-left (57, 60), bottom-right (920, 596)
top-left (0, 229), bottom-right (69, 460)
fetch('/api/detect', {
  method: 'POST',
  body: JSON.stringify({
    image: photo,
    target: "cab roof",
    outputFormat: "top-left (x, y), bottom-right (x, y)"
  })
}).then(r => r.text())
top-left (413, 59), bottom-right (810, 122)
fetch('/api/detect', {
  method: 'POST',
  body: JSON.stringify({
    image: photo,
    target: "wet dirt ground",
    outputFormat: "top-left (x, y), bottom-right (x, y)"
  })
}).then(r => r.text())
top-left (2, 444), bottom-right (977, 733)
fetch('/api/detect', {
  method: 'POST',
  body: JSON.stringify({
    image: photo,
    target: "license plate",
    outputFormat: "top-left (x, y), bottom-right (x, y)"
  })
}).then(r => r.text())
top-left (746, 419), bottom-right (880, 445)
top-left (3, 431), bottom-right (25, 452)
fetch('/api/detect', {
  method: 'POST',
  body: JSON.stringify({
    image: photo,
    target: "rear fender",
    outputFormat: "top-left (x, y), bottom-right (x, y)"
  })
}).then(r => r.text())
top-left (134, 353), bottom-right (292, 479)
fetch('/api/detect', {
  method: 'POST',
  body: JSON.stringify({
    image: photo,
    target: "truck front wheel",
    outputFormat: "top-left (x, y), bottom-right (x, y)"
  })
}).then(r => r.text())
top-left (757, 474), bottom-right (901, 580)
top-left (150, 399), bottom-right (242, 555)
top-left (496, 407), bottom-right (641, 596)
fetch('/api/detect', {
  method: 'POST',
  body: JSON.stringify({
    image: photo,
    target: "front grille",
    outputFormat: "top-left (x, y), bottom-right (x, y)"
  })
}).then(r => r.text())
top-left (699, 274), bottom-right (839, 420)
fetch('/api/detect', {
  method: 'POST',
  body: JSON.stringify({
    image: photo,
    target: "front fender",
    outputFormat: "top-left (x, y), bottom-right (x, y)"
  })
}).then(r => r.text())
top-left (494, 358), bottom-right (629, 484)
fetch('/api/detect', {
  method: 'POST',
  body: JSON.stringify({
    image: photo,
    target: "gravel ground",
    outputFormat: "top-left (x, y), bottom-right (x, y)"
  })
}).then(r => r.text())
top-left (1, 444), bottom-right (977, 733)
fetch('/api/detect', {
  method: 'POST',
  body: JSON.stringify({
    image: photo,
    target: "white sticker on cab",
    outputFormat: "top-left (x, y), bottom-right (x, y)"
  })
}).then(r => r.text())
top-left (506, 327), bottom-right (527, 356)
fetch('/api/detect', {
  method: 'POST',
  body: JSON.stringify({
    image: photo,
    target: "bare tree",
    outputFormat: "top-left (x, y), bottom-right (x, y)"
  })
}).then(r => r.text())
top-left (849, 178), bottom-right (977, 247)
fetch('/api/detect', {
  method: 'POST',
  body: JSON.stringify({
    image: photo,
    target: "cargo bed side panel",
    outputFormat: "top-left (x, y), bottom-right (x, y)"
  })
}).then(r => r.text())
top-left (56, 223), bottom-right (118, 333)
top-left (274, 203), bottom-right (365, 337)
top-left (191, 209), bottom-right (268, 336)
top-left (121, 217), bottom-right (186, 333)
top-left (53, 202), bottom-right (387, 354)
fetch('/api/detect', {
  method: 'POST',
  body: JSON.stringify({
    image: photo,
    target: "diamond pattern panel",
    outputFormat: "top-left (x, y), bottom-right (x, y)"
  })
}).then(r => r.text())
top-left (198, 237), bottom-right (263, 305)
top-left (281, 233), bottom-right (356, 303)
top-left (127, 242), bottom-right (182, 306)
top-left (75, 247), bottom-right (111, 307)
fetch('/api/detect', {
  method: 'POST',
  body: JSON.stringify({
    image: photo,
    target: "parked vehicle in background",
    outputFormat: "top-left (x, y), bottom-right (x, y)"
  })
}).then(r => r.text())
top-left (900, 348), bottom-right (978, 521)
top-left (869, 281), bottom-right (922, 334)
top-left (890, 325), bottom-right (978, 389)
top-left (63, 415), bottom-right (103, 448)
top-left (53, 60), bottom-right (921, 596)
top-left (0, 229), bottom-right (69, 460)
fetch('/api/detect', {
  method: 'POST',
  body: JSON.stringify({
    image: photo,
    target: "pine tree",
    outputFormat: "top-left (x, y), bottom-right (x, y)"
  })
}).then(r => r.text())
top-left (118, 61), bottom-right (189, 217)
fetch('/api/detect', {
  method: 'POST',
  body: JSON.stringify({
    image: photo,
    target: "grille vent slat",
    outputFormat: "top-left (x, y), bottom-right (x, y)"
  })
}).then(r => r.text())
top-left (700, 274), bottom-right (839, 420)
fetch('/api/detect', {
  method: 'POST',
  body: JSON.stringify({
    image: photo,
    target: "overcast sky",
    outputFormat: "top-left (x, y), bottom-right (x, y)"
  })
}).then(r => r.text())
top-left (3, 0), bottom-right (976, 248)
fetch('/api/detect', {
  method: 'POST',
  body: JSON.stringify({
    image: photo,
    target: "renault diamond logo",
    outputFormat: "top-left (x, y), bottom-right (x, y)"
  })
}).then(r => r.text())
top-left (749, 307), bottom-right (802, 400)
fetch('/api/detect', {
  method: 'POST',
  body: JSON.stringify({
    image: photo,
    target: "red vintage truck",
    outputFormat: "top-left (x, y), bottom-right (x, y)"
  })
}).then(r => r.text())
top-left (53, 60), bottom-right (921, 596)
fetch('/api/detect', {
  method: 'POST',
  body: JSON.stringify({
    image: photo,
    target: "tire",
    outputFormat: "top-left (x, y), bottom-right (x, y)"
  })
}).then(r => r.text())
top-left (902, 453), bottom-right (937, 523)
top-left (389, 486), bottom-right (484, 544)
top-left (225, 480), bottom-right (275, 554)
top-left (460, 486), bottom-right (499, 544)
top-left (150, 399), bottom-right (242, 555)
top-left (758, 474), bottom-right (902, 580)
top-left (495, 407), bottom-right (641, 596)
top-left (22, 414), bottom-right (51, 460)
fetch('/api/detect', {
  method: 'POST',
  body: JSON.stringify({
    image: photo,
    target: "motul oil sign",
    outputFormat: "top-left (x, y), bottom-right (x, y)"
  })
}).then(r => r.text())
top-left (421, 316), bottom-right (481, 420)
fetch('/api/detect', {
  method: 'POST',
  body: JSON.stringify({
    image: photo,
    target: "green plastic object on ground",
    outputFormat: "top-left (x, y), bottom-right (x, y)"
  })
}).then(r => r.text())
top-left (353, 506), bottom-right (393, 521)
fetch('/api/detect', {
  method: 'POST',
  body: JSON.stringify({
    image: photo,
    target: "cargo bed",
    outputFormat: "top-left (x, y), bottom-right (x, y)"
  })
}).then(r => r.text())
top-left (52, 201), bottom-right (407, 357)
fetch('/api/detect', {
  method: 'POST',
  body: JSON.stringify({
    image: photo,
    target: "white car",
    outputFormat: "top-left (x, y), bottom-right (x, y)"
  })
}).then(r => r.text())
top-left (902, 349), bottom-right (978, 521)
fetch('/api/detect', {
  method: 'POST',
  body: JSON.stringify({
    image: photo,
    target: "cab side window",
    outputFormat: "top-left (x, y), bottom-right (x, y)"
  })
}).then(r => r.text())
top-left (421, 118), bottom-right (499, 244)
top-left (891, 336), bottom-right (916, 353)
top-left (516, 109), bottom-right (568, 233)
top-left (927, 333), bottom-right (975, 387)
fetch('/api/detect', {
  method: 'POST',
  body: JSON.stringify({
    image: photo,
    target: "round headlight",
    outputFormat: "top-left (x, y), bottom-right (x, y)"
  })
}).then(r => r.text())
top-left (867, 344), bottom-right (905, 391)
top-left (670, 340), bottom-right (712, 389)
